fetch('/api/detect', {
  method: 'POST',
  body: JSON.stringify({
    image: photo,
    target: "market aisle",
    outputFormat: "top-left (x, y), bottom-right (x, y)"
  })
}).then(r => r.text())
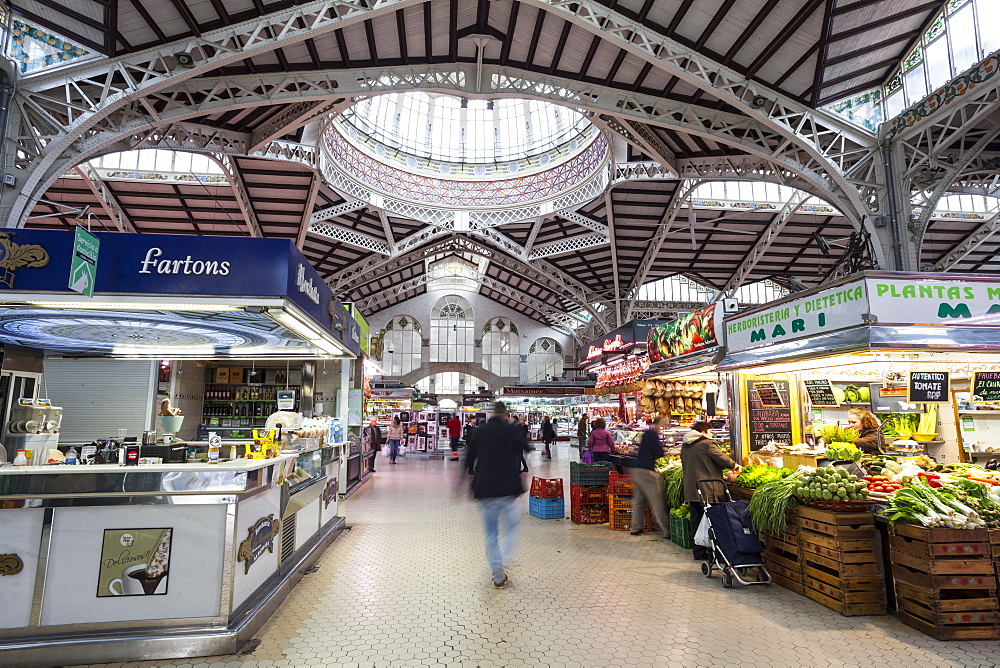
top-left (79, 442), bottom-right (1000, 668)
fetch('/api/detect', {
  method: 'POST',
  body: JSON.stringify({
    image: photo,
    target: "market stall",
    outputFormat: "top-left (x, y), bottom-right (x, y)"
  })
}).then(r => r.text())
top-left (716, 272), bottom-right (1000, 638)
top-left (0, 229), bottom-right (358, 664)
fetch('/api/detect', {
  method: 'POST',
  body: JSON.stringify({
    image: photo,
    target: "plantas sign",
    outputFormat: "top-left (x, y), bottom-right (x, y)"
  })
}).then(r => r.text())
top-left (907, 371), bottom-right (950, 404)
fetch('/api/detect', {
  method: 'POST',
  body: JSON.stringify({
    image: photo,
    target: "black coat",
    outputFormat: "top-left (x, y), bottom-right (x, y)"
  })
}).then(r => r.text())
top-left (467, 416), bottom-right (528, 499)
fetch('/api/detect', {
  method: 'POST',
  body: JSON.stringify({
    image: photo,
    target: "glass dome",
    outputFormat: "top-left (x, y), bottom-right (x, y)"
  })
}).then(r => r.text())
top-left (339, 92), bottom-right (595, 167)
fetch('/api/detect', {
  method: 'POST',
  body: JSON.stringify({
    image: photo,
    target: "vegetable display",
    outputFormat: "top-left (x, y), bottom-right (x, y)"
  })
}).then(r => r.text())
top-left (861, 475), bottom-right (903, 494)
top-left (885, 478), bottom-right (995, 529)
top-left (916, 404), bottom-right (938, 436)
top-left (793, 467), bottom-right (869, 501)
top-left (736, 464), bottom-right (794, 489)
top-left (839, 385), bottom-right (870, 403)
top-left (747, 472), bottom-right (805, 535)
top-left (661, 466), bottom-right (685, 509)
top-left (669, 504), bottom-right (691, 519)
top-left (825, 442), bottom-right (863, 462)
top-left (816, 425), bottom-right (859, 444)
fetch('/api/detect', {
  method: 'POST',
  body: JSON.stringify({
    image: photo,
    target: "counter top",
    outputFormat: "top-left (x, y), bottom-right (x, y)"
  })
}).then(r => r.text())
top-left (0, 454), bottom-right (295, 475)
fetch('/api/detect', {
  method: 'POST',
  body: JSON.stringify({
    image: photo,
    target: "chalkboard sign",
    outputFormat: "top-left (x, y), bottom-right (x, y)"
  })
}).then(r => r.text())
top-left (746, 379), bottom-right (793, 451)
top-left (907, 371), bottom-right (950, 404)
top-left (804, 379), bottom-right (839, 407)
top-left (972, 372), bottom-right (1000, 403)
top-left (753, 381), bottom-right (785, 407)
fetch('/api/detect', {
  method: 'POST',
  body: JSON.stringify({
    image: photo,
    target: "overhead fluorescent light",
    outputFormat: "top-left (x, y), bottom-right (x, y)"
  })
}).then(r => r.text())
top-left (266, 306), bottom-right (353, 358)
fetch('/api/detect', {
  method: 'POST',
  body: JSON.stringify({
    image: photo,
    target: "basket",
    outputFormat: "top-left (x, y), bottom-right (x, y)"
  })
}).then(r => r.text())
top-left (570, 483), bottom-right (608, 506)
top-left (669, 514), bottom-right (693, 549)
top-left (798, 497), bottom-right (879, 512)
top-left (608, 471), bottom-right (634, 495)
top-left (530, 477), bottom-right (564, 498)
top-left (570, 461), bottom-right (613, 486)
top-left (529, 495), bottom-right (565, 519)
top-left (571, 503), bottom-right (608, 525)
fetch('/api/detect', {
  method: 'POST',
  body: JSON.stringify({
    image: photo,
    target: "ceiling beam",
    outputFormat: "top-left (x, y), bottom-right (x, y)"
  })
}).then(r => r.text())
top-left (297, 174), bottom-right (322, 250)
top-left (529, 233), bottom-right (608, 260)
top-left (217, 155), bottom-right (263, 238)
top-left (248, 100), bottom-right (348, 152)
top-left (72, 162), bottom-right (137, 233)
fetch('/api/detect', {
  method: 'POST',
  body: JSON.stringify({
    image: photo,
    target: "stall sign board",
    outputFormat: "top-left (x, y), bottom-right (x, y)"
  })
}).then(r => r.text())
top-left (753, 381), bottom-right (785, 407)
top-left (865, 276), bottom-right (1000, 325)
top-left (869, 384), bottom-right (922, 413)
top-left (97, 528), bottom-right (172, 597)
top-left (972, 372), bottom-right (1000, 403)
top-left (347, 388), bottom-right (363, 426)
top-left (237, 515), bottom-right (279, 575)
top-left (746, 379), bottom-right (793, 451)
top-left (69, 226), bottom-right (99, 297)
top-left (803, 379), bottom-right (839, 407)
top-left (725, 279), bottom-right (867, 353)
top-left (907, 371), bottom-right (950, 403)
top-left (277, 390), bottom-right (295, 411)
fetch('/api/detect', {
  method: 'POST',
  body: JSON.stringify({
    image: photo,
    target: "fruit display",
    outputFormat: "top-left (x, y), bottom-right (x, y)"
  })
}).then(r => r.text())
top-left (793, 466), bottom-right (869, 501)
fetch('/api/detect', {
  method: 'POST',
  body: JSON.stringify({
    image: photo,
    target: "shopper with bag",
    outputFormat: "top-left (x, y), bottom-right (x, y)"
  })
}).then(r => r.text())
top-left (467, 401), bottom-right (528, 589)
top-left (585, 417), bottom-right (614, 463)
top-left (681, 421), bottom-right (738, 561)
top-left (386, 416), bottom-right (404, 465)
top-left (626, 416), bottom-right (671, 539)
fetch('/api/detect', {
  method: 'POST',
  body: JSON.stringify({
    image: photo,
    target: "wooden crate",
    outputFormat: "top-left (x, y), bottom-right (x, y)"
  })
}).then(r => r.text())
top-left (891, 561), bottom-right (997, 591)
top-left (802, 574), bottom-right (886, 616)
top-left (895, 581), bottom-right (1000, 640)
top-left (765, 559), bottom-right (804, 594)
top-left (794, 506), bottom-right (876, 540)
top-left (888, 523), bottom-right (995, 593)
top-left (799, 528), bottom-right (880, 565)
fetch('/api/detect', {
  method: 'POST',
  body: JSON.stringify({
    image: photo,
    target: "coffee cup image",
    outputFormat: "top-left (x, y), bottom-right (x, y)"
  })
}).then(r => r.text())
top-left (109, 563), bottom-right (168, 596)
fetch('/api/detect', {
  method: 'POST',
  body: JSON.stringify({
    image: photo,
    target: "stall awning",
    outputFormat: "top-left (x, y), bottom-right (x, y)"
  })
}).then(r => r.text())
top-left (0, 229), bottom-right (360, 359)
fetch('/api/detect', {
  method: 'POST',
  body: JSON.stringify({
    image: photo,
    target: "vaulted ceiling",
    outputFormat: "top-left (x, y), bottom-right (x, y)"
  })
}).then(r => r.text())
top-left (12, 0), bottom-right (993, 338)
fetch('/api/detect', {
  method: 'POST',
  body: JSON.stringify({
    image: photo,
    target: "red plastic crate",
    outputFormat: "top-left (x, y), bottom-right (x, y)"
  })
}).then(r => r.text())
top-left (570, 483), bottom-right (608, 506)
top-left (608, 471), bottom-right (634, 495)
top-left (530, 477), bottom-right (564, 498)
top-left (571, 504), bottom-right (609, 525)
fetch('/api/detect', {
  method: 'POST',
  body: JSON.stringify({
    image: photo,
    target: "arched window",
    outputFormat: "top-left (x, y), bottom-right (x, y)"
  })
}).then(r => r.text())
top-left (415, 372), bottom-right (487, 396)
top-left (482, 317), bottom-right (519, 378)
top-left (527, 338), bottom-right (563, 382)
top-left (378, 315), bottom-right (422, 375)
top-left (430, 295), bottom-right (475, 362)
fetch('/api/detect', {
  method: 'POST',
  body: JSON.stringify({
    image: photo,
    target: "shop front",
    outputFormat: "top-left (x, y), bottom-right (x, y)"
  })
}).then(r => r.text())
top-left (0, 230), bottom-right (359, 664)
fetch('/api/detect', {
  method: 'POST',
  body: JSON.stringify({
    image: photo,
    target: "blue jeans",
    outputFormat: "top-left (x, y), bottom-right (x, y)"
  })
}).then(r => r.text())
top-left (450, 436), bottom-right (460, 454)
top-left (478, 495), bottom-right (522, 583)
top-left (388, 439), bottom-right (401, 462)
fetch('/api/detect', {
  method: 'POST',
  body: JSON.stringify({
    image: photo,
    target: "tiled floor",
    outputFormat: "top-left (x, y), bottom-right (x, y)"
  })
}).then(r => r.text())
top-left (79, 442), bottom-right (1000, 668)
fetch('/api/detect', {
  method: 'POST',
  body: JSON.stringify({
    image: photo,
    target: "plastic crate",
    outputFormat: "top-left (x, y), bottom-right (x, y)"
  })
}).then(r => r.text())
top-left (570, 483), bottom-right (608, 506)
top-left (609, 493), bottom-right (633, 512)
top-left (571, 504), bottom-right (609, 525)
top-left (609, 503), bottom-right (654, 532)
top-left (570, 461), bottom-right (613, 486)
top-left (608, 471), bottom-right (634, 495)
top-left (529, 495), bottom-right (565, 519)
top-left (530, 477), bottom-right (564, 498)
top-left (670, 514), bottom-right (693, 549)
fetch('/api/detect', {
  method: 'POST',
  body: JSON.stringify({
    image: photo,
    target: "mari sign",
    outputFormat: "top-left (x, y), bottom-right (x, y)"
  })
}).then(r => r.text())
top-left (69, 227), bottom-right (99, 297)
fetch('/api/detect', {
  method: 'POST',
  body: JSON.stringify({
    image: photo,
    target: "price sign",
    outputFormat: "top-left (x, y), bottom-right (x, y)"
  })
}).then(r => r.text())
top-left (907, 371), bottom-right (950, 404)
top-left (753, 381), bottom-right (785, 407)
top-left (972, 372), bottom-right (1000, 403)
top-left (870, 383), bottom-right (921, 413)
top-left (746, 379), bottom-right (793, 451)
top-left (803, 379), bottom-right (839, 407)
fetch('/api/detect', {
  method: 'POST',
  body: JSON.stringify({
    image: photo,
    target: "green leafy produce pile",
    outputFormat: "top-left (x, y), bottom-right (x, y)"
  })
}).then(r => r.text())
top-left (817, 425), bottom-right (859, 444)
top-left (736, 464), bottom-right (794, 488)
top-left (825, 442), bottom-right (863, 462)
top-left (748, 472), bottom-right (805, 535)
top-left (794, 466), bottom-right (869, 501)
top-left (661, 466), bottom-right (685, 509)
top-left (670, 504), bottom-right (690, 519)
top-left (886, 477), bottom-right (1000, 529)
top-left (839, 385), bottom-right (870, 403)
top-left (881, 413), bottom-right (920, 438)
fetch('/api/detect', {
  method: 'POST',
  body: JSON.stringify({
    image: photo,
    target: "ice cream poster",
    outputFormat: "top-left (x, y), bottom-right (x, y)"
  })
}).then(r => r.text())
top-left (97, 528), bottom-right (172, 597)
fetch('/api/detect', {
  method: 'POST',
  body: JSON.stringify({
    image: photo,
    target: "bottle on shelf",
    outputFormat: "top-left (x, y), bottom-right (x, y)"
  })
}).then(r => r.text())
top-left (13, 449), bottom-right (27, 466)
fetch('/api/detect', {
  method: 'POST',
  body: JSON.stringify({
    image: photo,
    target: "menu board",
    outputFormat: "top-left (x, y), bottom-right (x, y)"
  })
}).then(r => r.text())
top-left (907, 371), bottom-right (950, 404)
top-left (746, 379), bottom-right (793, 451)
top-left (753, 381), bottom-right (785, 407)
top-left (972, 372), bottom-right (1000, 403)
top-left (803, 379), bottom-right (839, 407)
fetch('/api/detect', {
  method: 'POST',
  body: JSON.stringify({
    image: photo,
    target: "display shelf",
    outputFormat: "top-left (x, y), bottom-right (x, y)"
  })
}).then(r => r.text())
top-left (959, 410), bottom-right (1000, 414)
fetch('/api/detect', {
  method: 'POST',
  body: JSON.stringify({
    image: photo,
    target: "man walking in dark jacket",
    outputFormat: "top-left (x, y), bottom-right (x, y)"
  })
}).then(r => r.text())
top-left (466, 401), bottom-right (527, 589)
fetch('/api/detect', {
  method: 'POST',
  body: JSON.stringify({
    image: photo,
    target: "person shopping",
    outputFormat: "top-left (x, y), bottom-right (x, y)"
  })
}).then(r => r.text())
top-left (540, 416), bottom-right (555, 460)
top-left (680, 421), bottom-right (738, 561)
top-left (847, 408), bottom-right (881, 454)
top-left (627, 416), bottom-right (671, 539)
top-left (585, 417), bottom-right (614, 463)
top-left (576, 413), bottom-right (589, 456)
top-left (364, 418), bottom-right (382, 472)
top-left (386, 416), bottom-right (404, 465)
top-left (467, 401), bottom-right (528, 589)
top-left (446, 413), bottom-right (463, 461)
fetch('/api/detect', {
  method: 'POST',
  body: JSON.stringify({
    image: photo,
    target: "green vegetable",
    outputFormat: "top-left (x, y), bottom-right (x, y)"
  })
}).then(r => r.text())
top-left (817, 425), bottom-right (860, 445)
top-left (735, 464), bottom-right (794, 489)
top-left (825, 442), bottom-right (863, 462)
top-left (661, 467), bottom-right (685, 509)
top-left (670, 504), bottom-right (691, 519)
top-left (748, 472), bottom-right (806, 535)
top-left (832, 387), bottom-right (846, 403)
top-left (917, 404), bottom-right (938, 435)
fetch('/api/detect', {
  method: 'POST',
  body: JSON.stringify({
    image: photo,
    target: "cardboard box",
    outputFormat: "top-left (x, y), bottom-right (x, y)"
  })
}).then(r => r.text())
top-left (229, 368), bottom-right (244, 383)
top-left (214, 368), bottom-right (230, 383)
